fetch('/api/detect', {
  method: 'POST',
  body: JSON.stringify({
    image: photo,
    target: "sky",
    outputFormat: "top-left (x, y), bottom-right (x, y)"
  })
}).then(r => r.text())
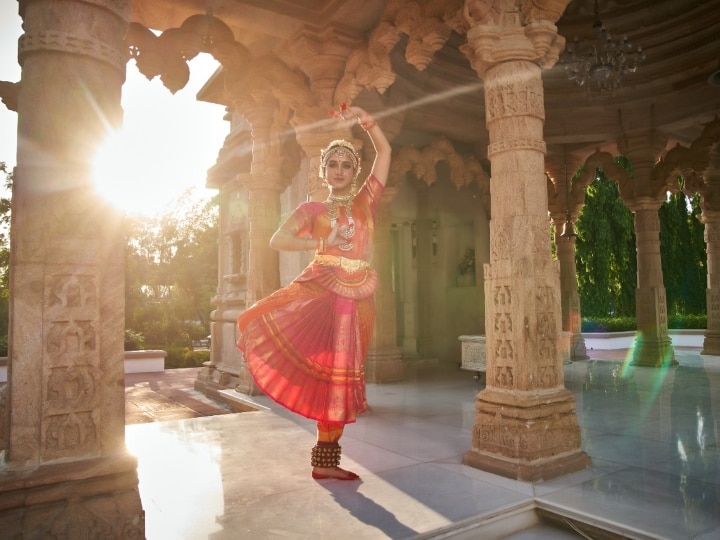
top-left (0, 4), bottom-right (230, 217)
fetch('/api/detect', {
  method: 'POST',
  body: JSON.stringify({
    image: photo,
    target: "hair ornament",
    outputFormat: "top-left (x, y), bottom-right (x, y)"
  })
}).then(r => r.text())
top-left (319, 139), bottom-right (361, 180)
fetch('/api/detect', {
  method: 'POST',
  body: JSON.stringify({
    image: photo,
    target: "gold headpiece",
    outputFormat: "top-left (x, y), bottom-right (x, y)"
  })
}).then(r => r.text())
top-left (319, 139), bottom-right (361, 180)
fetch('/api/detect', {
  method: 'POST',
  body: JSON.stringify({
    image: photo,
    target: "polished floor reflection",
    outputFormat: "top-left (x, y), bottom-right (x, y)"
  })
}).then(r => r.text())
top-left (125, 348), bottom-right (720, 539)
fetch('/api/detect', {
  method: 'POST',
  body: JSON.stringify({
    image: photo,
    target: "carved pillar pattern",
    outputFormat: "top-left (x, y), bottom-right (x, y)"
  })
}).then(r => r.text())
top-left (0, 0), bottom-right (144, 536)
top-left (617, 130), bottom-right (675, 367)
top-left (461, 0), bottom-right (589, 482)
top-left (366, 186), bottom-right (404, 383)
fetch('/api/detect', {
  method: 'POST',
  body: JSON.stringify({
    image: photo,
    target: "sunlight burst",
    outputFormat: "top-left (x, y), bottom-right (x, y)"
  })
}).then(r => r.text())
top-left (92, 54), bottom-right (226, 218)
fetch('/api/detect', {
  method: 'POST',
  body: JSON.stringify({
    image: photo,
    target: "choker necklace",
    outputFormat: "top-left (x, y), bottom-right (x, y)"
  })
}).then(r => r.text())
top-left (326, 192), bottom-right (355, 251)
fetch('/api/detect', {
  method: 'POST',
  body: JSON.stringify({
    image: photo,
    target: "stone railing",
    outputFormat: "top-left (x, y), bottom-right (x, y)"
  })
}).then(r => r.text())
top-left (458, 329), bottom-right (707, 376)
top-left (124, 350), bottom-right (167, 373)
top-left (582, 329), bottom-right (705, 350)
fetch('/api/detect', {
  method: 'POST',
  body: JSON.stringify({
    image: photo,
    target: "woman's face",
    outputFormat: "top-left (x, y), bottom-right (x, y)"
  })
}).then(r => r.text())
top-left (325, 155), bottom-right (355, 193)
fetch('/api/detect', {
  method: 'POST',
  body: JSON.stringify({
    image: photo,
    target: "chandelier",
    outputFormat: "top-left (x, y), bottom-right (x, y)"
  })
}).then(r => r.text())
top-left (562, 0), bottom-right (645, 96)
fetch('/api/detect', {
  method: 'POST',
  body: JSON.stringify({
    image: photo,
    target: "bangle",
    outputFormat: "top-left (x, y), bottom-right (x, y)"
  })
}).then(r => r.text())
top-left (358, 114), bottom-right (377, 131)
top-left (319, 237), bottom-right (326, 252)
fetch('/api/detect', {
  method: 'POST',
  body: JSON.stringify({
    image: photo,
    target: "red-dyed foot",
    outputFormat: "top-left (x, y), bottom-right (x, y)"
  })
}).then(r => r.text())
top-left (312, 466), bottom-right (360, 481)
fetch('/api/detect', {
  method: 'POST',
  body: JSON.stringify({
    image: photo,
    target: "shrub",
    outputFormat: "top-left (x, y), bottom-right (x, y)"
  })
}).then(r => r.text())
top-left (124, 329), bottom-right (146, 351)
top-left (667, 313), bottom-right (706, 329)
top-left (164, 347), bottom-right (210, 369)
top-left (582, 314), bottom-right (707, 332)
top-left (581, 316), bottom-right (636, 332)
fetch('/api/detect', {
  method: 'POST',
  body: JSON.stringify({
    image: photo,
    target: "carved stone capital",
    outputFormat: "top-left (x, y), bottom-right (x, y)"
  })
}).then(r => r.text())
top-left (335, 0), bottom-right (463, 105)
top-left (20, 28), bottom-right (127, 72)
top-left (462, 0), bottom-right (567, 77)
top-left (288, 27), bottom-right (359, 105)
top-left (545, 149), bottom-right (587, 216)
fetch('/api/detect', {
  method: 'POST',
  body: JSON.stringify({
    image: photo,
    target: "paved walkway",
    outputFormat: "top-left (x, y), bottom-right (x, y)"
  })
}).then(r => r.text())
top-left (125, 348), bottom-right (720, 539)
top-left (125, 367), bottom-right (232, 424)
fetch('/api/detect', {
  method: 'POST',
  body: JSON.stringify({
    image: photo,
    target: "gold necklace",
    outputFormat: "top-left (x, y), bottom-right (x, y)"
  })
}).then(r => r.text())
top-left (326, 193), bottom-right (355, 251)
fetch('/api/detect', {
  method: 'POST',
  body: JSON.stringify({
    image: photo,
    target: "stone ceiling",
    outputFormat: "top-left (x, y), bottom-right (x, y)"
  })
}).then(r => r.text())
top-left (129, 0), bottom-right (720, 166)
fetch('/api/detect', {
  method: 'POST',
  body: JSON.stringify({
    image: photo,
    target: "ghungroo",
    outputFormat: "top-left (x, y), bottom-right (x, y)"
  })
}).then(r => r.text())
top-left (311, 441), bottom-right (342, 468)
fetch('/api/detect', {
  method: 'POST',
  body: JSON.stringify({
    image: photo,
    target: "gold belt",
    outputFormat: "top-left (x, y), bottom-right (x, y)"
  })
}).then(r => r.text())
top-left (314, 254), bottom-right (371, 273)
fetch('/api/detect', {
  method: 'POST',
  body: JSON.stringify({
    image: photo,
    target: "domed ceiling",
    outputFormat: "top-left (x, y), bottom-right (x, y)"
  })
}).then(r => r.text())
top-left (130, 0), bottom-right (720, 165)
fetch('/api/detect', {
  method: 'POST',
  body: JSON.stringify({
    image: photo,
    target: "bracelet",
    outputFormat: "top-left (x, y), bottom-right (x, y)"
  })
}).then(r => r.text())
top-left (358, 114), bottom-right (377, 131)
top-left (319, 237), bottom-right (326, 252)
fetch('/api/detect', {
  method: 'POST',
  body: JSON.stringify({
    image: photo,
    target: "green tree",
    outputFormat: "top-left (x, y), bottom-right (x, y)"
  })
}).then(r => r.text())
top-left (659, 190), bottom-right (706, 315)
top-left (124, 190), bottom-right (218, 349)
top-left (575, 169), bottom-right (637, 317)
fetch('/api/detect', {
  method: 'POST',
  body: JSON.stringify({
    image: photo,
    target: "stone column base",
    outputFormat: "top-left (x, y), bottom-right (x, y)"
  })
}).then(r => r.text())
top-left (463, 389), bottom-right (590, 482)
top-left (701, 331), bottom-right (720, 356)
top-left (463, 448), bottom-right (591, 483)
top-left (570, 333), bottom-right (589, 360)
top-left (365, 347), bottom-right (404, 383)
top-left (631, 336), bottom-right (677, 367)
top-left (194, 361), bottom-right (260, 399)
top-left (0, 454), bottom-right (144, 538)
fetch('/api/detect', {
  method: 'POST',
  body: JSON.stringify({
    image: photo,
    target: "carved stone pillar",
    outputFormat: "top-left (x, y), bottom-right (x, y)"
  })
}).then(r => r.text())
top-left (701, 210), bottom-right (720, 355)
top-left (546, 157), bottom-right (587, 360)
top-left (399, 219), bottom-right (420, 358)
top-left (234, 102), bottom-right (289, 394)
top-left (245, 184), bottom-right (281, 306)
top-left (298, 132), bottom-right (335, 202)
top-left (0, 0), bottom-right (144, 536)
top-left (554, 222), bottom-right (586, 360)
top-left (461, 0), bottom-right (589, 481)
top-left (631, 205), bottom-right (675, 365)
top-left (617, 130), bottom-right (675, 367)
top-left (366, 186), bottom-right (405, 383)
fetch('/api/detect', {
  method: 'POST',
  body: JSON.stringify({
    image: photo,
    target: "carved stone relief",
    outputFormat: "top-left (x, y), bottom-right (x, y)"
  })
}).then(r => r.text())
top-left (485, 76), bottom-right (544, 123)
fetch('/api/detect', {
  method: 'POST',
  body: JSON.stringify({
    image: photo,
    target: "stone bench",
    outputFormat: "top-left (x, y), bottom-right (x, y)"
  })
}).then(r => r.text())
top-left (458, 335), bottom-right (486, 373)
top-left (459, 332), bottom-right (574, 377)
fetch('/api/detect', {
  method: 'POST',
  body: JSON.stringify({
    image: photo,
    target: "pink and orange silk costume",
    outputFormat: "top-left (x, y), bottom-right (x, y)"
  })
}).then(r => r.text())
top-left (237, 174), bottom-right (384, 425)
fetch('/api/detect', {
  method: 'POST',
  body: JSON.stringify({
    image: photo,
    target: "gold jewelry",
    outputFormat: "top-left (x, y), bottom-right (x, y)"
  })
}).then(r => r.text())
top-left (358, 115), bottom-right (377, 131)
top-left (326, 192), bottom-right (355, 251)
top-left (311, 442), bottom-right (341, 468)
top-left (314, 254), bottom-right (371, 273)
top-left (319, 139), bottom-right (361, 181)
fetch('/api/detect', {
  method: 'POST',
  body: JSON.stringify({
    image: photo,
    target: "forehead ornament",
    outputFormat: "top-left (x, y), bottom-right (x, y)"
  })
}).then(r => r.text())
top-left (319, 139), bottom-right (361, 179)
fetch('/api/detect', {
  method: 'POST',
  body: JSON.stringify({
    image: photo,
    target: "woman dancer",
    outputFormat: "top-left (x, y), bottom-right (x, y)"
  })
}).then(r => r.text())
top-left (237, 104), bottom-right (391, 480)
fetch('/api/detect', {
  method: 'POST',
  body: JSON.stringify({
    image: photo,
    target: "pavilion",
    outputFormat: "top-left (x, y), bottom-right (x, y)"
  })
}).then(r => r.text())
top-left (0, 0), bottom-right (718, 536)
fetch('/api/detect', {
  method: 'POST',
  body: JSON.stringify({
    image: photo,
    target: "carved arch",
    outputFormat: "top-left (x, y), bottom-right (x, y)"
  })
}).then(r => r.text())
top-left (335, 0), bottom-right (465, 105)
top-left (391, 137), bottom-right (490, 215)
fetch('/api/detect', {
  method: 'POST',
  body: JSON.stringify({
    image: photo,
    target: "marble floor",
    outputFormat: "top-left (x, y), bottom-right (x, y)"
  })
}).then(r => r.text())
top-left (125, 348), bottom-right (720, 539)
